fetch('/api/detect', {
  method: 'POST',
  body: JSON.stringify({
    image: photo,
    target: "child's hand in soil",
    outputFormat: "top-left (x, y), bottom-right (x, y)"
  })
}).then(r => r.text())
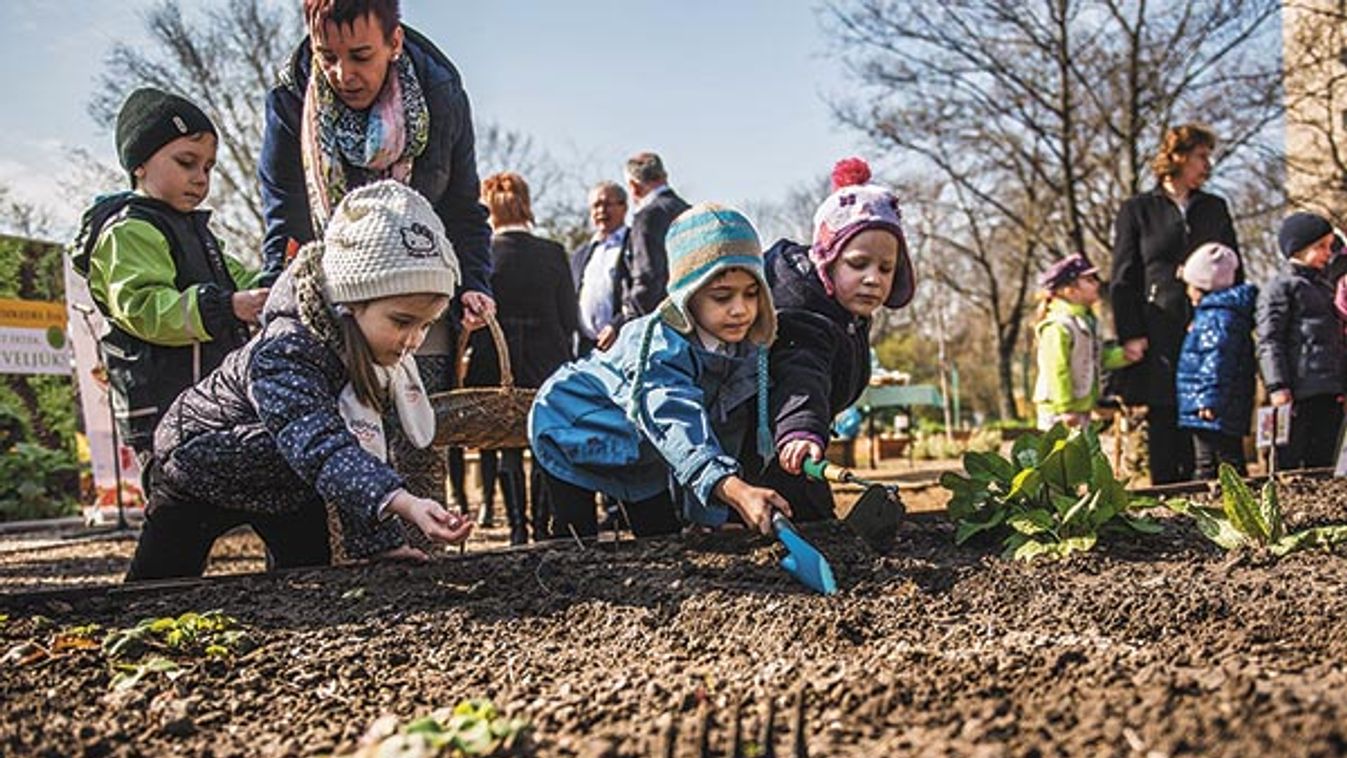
top-left (386, 491), bottom-right (474, 545)
top-left (778, 439), bottom-right (823, 475)
top-left (715, 475), bottom-right (791, 535)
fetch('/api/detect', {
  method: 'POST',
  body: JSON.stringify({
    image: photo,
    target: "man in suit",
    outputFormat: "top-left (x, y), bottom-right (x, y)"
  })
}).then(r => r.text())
top-left (570, 181), bottom-right (629, 355)
top-left (621, 151), bottom-right (690, 326)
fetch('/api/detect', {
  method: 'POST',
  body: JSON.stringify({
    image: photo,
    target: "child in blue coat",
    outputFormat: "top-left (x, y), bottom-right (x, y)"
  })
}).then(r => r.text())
top-left (126, 182), bottom-right (473, 580)
top-left (530, 203), bottom-right (790, 536)
top-left (1176, 242), bottom-right (1256, 478)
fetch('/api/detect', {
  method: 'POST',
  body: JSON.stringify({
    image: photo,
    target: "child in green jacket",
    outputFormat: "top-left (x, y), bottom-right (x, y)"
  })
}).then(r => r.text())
top-left (1033, 254), bottom-right (1132, 430)
top-left (82, 88), bottom-right (268, 455)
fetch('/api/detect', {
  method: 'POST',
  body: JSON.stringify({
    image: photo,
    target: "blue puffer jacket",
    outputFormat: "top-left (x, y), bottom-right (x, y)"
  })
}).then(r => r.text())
top-left (529, 313), bottom-right (762, 527)
top-left (1176, 283), bottom-right (1257, 437)
top-left (152, 272), bottom-right (406, 556)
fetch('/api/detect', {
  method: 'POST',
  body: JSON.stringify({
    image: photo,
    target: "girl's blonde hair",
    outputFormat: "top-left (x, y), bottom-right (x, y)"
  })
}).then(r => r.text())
top-left (481, 172), bottom-right (534, 229)
top-left (1151, 124), bottom-right (1217, 181)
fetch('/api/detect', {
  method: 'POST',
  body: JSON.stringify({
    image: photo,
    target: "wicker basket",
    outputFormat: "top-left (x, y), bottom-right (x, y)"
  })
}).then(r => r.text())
top-left (430, 312), bottom-right (536, 450)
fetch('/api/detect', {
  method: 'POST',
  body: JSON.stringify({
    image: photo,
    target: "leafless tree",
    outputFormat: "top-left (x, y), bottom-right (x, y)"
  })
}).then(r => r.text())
top-left (825, 0), bottom-right (1284, 418)
top-left (88, 0), bottom-right (301, 262)
top-left (1282, 0), bottom-right (1347, 228)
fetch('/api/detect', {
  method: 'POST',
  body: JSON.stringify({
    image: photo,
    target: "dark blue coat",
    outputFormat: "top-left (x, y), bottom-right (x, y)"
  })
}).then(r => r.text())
top-left (152, 274), bottom-right (406, 556)
top-left (764, 239), bottom-right (872, 449)
top-left (1256, 263), bottom-right (1347, 400)
top-left (1176, 283), bottom-right (1257, 437)
top-left (257, 26), bottom-right (491, 295)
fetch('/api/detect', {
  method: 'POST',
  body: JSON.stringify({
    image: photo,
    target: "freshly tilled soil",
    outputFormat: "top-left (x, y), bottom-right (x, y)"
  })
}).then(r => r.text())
top-left (1, 477), bottom-right (1345, 756)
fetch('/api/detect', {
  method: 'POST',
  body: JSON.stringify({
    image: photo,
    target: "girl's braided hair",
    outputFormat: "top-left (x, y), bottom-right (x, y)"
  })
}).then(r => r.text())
top-left (292, 240), bottom-right (388, 414)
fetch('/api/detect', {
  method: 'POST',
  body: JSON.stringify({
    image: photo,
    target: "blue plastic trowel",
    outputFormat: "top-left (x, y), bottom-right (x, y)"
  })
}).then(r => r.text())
top-left (770, 511), bottom-right (838, 595)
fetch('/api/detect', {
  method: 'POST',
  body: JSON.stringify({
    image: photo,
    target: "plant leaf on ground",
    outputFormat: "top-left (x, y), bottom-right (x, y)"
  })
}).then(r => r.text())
top-left (341, 699), bottom-right (531, 757)
top-left (102, 610), bottom-right (254, 661)
top-left (941, 424), bottom-right (1160, 561)
top-left (1170, 463), bottom-right (1347, 557)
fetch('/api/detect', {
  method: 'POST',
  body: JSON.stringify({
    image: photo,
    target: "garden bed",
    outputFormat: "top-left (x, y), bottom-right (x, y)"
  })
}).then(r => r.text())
top-left (1, 478), bottom-right (1346, 756)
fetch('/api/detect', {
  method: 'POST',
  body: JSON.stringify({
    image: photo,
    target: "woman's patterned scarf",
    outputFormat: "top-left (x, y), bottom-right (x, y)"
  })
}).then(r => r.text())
top-left (301, 53), bottom-right (430, 236)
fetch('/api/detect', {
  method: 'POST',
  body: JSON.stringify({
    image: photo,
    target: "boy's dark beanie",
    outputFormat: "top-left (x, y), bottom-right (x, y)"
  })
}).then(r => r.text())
top-left (115, 88), bottom-right (217, 173)
top-left (1278, 211), bottom-right (1333, 259)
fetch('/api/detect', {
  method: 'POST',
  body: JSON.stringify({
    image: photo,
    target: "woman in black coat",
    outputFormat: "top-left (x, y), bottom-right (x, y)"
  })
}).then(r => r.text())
top-left (464, 172), bottom-right (578, 544)
top-left (1111, 124), bottom-right (1241, 484)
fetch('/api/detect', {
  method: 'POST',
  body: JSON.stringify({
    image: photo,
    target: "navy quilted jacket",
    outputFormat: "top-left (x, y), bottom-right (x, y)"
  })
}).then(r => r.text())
top-left (152, 274), bottom-right (406, 554)
top-left (1176, 283), bottom-right (1257, 437)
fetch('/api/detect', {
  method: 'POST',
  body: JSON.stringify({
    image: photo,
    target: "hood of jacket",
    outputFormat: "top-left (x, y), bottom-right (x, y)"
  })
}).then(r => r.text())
top-left (765, 238), bottom-right (867, 330)
top-left (1196, 282), bottom-right (1257, 317)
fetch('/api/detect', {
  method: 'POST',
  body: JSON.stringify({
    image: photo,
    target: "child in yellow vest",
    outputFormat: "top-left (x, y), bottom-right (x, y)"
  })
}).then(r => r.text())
top-left (1034, 254), bottom-right (1133, 430)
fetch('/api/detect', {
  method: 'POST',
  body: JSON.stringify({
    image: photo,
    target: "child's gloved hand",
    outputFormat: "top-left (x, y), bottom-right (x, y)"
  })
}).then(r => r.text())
top-left (387, 491), bottom-right (474, 546)
top-left (778, 439), bottom-right (824, 475)
top-left (715, 475), bottom-right (791, 536)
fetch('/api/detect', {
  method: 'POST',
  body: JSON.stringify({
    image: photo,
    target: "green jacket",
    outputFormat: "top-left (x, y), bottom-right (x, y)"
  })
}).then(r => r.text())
top-left (89, 217), bottom-right (259, 345)
top-left (1034, 299), bottom-right (1128, 414)
top-left (85, 197), bottom-right (259, 451)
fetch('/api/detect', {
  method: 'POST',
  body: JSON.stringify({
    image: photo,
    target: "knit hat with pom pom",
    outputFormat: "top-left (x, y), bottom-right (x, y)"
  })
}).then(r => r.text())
top-left (810, 157), bottom-right (915, 308)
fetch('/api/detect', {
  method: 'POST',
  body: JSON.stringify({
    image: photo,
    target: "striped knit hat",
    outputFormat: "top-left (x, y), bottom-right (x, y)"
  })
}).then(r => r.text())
top-left (658, 202), bottom-right (776, 346)
top-left (630, 203), bottom-right (776, 461)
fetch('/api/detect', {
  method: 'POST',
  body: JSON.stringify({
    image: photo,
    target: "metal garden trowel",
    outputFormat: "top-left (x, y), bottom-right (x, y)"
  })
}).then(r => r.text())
top-left (803, 458), bottom-right (904, 552)
top-left (770, 511), bottom-right (838, 595)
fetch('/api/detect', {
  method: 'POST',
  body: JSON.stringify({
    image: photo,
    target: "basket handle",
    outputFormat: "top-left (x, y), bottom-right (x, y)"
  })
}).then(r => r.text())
top-left (456, 310), bottom-right (515, 389)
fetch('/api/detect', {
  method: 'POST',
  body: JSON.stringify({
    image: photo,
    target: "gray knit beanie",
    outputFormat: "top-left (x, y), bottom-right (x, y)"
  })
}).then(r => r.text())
top-left (1179, 242), bottom-right (1239, 292)
top-left (321, 181), bottom-right (461, 304)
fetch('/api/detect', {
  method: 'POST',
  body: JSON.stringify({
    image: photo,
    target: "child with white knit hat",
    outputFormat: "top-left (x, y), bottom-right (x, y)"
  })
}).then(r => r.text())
top-left (530, 203), bottom-right (791, 537)
top-left (127, 181), bottom-right (470, 580)
top-left (1176, 241), bottom-right (1257, 478)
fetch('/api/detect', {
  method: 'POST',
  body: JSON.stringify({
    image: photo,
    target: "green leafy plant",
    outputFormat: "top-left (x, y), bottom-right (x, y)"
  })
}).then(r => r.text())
top-left (102, 611), bottom-right (254, 662)
top-left (1169, 463), bottom-right (1347, 556)
top-left (0, 441), bottom-right (78, 521)
top-left (110, 656), bottom-right (181, 691)
top-left (343, 700), bottom-right (531, 757)
top-left (941, 424), bottom-right (1161, 560)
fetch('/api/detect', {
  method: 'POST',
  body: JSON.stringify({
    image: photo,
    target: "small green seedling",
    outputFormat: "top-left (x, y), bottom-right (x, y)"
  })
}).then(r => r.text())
top-left (102, 610), bottom-right (253, 661)
top-left (109, 656), bottom-right (181, 692)
top-left (1169, 463), bottom-right (1347, 556)
top-left (941, 424), bottom-right (1161, 561)
top-left (344, 700), bottom-right (530, 757)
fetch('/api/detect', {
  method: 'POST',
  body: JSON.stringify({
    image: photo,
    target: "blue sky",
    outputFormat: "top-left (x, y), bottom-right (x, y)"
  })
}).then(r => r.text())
top-left (0, 0), bottom-right (858, 236)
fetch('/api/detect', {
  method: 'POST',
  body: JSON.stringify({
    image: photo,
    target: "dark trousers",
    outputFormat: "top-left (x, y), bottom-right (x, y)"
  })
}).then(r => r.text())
top-left (1275, 394), bottom-right (1344, 470)
top-left (1147, 405), bottom-right (1194, 484)
top-left (1192, 430), bottom-right (1246, 480)
top-left (481, 448), bottom-right (533, 544)
top-left (126, 481), bottom-right (330, 582)
top-left (540, 470), bottom-right (680, 539)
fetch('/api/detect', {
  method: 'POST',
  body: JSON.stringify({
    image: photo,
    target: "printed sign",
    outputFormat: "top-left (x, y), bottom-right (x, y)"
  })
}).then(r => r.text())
top-left (0, 297), bottom-right (71, 376)
top-left (62, 255), bottom-right (144, 519)
top-left (1255, 405), bottom-right (1291, 449)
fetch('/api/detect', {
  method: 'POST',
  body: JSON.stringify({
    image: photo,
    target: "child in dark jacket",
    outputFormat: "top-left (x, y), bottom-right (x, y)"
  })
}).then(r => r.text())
top-left (765, 158), bottom-right (916, 519)
top-left (530, 204), bottom-right (790, 536)
top-left (1175, 243), bottom-right (1256, 478)
top-left (1257, 212), bottom-right (1347, 470)
top-left (126, 181), bottom-right (472, 581)
top-left (82, 88), bottom-right (269, 456)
